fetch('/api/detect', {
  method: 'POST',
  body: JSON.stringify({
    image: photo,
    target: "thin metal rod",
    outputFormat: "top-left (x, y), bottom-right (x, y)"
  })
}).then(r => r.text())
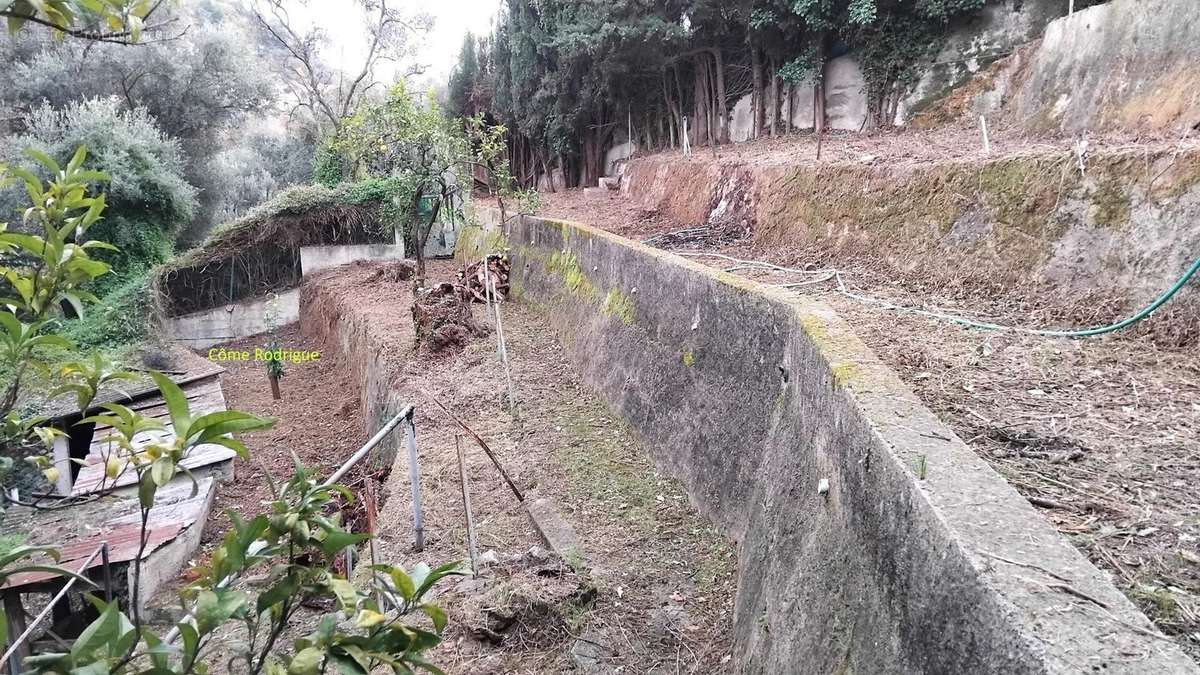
top-left (323, 405), bottom-right (413, 487)
top-left (2, 542), bottom-right (105, 667)
top-left (166, 408), bottom-right (413, 645)
top-left (456, 436), bottom-right (479, 576)
top-left (404, 413), bottom-right (425, 552)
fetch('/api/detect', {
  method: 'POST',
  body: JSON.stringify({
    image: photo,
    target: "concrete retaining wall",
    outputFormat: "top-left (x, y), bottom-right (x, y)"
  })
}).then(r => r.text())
top-left (301, 243), bottom-right (405, 276)
top-left (495, 210), bottom-right (1196, 673)
top-left (167, 289), bottom-right (300, 349)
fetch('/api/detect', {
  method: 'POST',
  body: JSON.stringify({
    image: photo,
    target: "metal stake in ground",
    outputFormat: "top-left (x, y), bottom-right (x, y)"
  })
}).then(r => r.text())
top-left (404, 409), bottom-right (425, 552)
top-left (425, 391), bottom-right (525, 503)
top-left (456, 435), bottom-right (479, 576)
top-left (484, 256), bottom-right (518, 416)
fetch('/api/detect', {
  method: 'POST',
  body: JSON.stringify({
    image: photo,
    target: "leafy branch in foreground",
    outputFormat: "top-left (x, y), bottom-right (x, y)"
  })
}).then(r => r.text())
top-left (0, 146), bottom-right (462, 673)
top-left (1, 0), bottom-right (164, 44)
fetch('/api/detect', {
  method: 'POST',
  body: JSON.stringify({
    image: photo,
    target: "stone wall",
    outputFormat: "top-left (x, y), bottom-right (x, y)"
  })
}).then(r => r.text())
top-left (495, 210), bottom-right (1196, 673)
top-left (1013, 0), bottom-right (1200, 134)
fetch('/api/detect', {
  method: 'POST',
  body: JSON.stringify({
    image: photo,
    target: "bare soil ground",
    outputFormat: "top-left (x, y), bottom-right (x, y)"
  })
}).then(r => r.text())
top-left (182, 261), bottom-right (735, 673)
top-left (364, 270), bottom-right (737, 673)
top-left (536, 187), bottom-right (1200, 661)
top-left (604, 123), bottom-right (1196, 171)
top-left (198, 324), bottom-right (365, 546)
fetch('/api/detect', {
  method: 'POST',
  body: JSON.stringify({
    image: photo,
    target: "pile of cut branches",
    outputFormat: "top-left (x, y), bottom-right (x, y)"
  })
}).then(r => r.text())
top-left (461, 254), bottom-right (511, 303)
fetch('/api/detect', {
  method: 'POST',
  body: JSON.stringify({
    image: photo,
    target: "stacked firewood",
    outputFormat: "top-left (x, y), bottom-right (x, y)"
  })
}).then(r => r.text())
top-left (461, 254), bottom-right (511, 303)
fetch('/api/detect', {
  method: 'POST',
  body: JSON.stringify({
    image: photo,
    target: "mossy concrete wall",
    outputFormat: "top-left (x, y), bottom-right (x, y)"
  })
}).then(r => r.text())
top-left (494, 209), bottom-right (1196, 673)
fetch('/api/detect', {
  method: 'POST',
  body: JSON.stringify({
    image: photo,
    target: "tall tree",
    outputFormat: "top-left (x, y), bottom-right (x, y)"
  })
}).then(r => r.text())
top-left (251, 0), bottom-right (433, 136)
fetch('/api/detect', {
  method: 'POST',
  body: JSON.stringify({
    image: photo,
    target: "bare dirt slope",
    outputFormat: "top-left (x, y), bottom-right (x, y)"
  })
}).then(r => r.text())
top-left (200, 325), bottom-right (365, 546)
top-left (536, 187), bottom-right (1200, 660)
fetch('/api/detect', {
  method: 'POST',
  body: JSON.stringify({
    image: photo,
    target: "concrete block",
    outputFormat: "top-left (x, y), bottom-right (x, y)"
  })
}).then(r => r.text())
top-left (300, 243), bottom-right (406, 276)
top-left (167, 289), bottom-right (300, 349)
top-left (523, 494), bottom-right (587, 571)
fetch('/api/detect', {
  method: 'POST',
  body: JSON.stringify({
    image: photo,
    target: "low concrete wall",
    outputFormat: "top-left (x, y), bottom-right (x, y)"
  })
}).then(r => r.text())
top-left (496, 211), bottom-right (1196, 673)
top-left (301, 243), bottom-right (406, 276)
top-left (167, 289), bottom-right (300, 349)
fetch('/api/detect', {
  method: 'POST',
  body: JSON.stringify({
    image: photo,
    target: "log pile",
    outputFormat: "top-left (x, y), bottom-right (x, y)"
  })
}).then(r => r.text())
top-left (461, 254), bottom-right (511, 303)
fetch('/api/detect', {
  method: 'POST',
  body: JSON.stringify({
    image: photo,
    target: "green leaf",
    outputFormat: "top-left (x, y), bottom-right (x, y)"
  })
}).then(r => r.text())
top-left (288, 646), bottom-right (324, 675)
top-left (420, 603), bottom-right (448, 633)
top-left (326, 576), bottom-right (359, 613)
top-left (139, 471), bottom-right (157, 508)
top-left (256, 574), bottom-right (299, 615)
top-left (189, 410), bottom-right (274, 444)
top-left (24, 148), bottom-right (61, 175)
top-left (150, 456), bottom-right (175, 487)
top-left (206, 435), bottom-right (250, 460)
top-left (381, 566), bottom-right (415, 603)
top-left (151, 371), bottom-right (192, 440)
top-left (320, 528), bottom-right (369, 559)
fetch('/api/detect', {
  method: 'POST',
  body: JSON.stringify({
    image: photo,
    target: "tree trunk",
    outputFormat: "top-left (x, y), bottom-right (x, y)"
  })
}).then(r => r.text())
top-left (709, 48), bottom-right (729, 143)
top-left (692, 56), bottom-right (709, 146)
top-left (785, 83), bottom-right (794, 133)
top-left (750, 45), bottom-right (764, 140)
top-left (768, 59), bottom-right (779, 137)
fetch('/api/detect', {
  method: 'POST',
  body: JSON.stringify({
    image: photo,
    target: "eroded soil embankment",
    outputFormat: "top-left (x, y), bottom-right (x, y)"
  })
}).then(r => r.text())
top-left (300, 261), bottom-right (737, 672)
top-left (619, 131), bottom-right (1200, 346)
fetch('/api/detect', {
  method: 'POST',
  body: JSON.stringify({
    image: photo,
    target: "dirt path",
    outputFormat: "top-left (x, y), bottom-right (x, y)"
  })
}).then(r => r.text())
top-left (199, 324), bottom-right (365, 547)
top-left (536, 188), bottom-right (1200, 661)
top-left (187, 262), bottom-right (736, 673)
top-left (366, 292), bottom-right (737, 673)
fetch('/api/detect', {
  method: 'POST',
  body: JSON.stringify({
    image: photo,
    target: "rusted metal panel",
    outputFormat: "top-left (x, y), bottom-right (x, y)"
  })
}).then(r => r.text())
top-left (2, 477), bottom-right (214, 589)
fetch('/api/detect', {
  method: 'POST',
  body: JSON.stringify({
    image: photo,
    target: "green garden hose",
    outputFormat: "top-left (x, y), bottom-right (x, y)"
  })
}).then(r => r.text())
top-left (834, 256), bottom-right (1200, 338)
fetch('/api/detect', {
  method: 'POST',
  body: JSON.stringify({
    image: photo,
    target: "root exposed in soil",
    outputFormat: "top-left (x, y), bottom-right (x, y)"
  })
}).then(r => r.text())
top-left (413, 282), bottom-right (490, 354)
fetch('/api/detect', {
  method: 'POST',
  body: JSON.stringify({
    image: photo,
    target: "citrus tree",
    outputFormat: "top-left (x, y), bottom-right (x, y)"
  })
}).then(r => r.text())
top-left (0, 150), bottom-right (461, 672)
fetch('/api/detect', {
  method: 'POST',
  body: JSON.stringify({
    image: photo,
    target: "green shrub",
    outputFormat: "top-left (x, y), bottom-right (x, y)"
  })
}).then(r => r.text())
top-left (62, 271), bottom-right (154, 351)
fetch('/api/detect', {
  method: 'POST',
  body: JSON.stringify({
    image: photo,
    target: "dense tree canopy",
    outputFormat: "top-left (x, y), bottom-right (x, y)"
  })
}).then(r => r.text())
top-left (447, 0), bottom-right (994, 189)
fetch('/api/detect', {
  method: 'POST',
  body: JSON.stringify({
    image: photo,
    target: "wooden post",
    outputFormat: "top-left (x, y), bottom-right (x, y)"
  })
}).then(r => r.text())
top-left (268, 373), bottom-right (281, 400)
top-left (364, 481), bottom-right (384, 607)
top-left (51, 436), bottom-right (72, 495)
top-left (403, 412), bottom-right (424, 552)
top-left (4, 591), bottom-right (29, 672)
top-left (456, 436), bottom-right (479, 576)
top-left (484, 258), bottom-right (518, 416)
top-left (980, 115), bottom-right (991, 155)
